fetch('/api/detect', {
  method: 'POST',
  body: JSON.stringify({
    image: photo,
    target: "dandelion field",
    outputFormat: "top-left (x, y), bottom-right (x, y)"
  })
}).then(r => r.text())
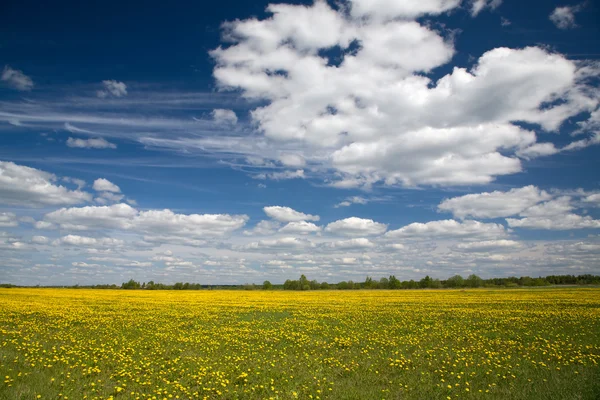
top-left (1, 289), bottom-right (599, 400)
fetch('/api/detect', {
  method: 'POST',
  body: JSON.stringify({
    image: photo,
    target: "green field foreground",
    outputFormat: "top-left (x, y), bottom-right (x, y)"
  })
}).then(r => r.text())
top-left (1, 288), bottom-right (599, 399)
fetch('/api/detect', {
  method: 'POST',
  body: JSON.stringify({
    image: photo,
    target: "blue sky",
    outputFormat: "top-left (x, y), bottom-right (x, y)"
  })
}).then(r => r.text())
top-left (1, 0), bottom-right (599, 285)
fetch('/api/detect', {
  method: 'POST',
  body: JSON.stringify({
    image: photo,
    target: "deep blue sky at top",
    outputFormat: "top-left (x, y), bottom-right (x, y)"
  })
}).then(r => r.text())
top-left (0, 0), bottom-right (599, 232)
top-left (2, 0), bottom-right (599, 84)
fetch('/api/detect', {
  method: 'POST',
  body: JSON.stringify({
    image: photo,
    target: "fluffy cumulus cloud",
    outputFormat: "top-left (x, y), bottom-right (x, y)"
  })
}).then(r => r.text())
top-left (212, 109), bottom-right (238, 125)
top-left (93, 178), bottom-right (121, 193)
top-left (97, 80), bottom-right (128, 98)
top-left (43, 203), bottom-right (249, 237)
top-left (438, 186), bottom-right (600, 230)
top-left (549, 4), bottom-right (583, 29)
top-left (279, 221), bottom-right (321, 234)
top-left (0, 161), bottom-right (92, 207)
top-left (243, 220), bottom-right (280, 236)
top-left (438, 185), bottom-right (552, 219)
top-left (1, 65), bottom-right (34, 91)
top-left (385, 219), bottom-right (507, 240)
top-left (263, 206), bottom-right (319, 222)
top-left (325, 217), bottom-right (387, 236)
top-left (584, 193), bottom-right (600, 206)
top-left (348, 0), bottom-right (461, 20)
top-left (210, 0), bottom-right (599, 188)
top-left (506, 196), bottom-right (600, 230)
top-left (45, 203), bottom-right (138, 230)
top-left (67, 137), bottom-right (117, 149)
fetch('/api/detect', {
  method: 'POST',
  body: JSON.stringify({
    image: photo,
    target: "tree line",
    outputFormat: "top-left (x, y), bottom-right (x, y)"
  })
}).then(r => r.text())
top-left (2, 274), bottom-right (598, 290)
top-left (280, 274), bottom-right (600, 290)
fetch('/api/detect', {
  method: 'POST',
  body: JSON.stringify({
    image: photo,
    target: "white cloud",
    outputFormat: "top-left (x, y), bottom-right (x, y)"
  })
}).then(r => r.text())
top-left (257, 169), bottom-right (305, 180)
top-left (0, 161), bottom-right (92, 207)
top-left (240, 237), bottom-right (315, 251)
top-left (19, 216), bottom-right (36, 224)
top-left (508, 214), bottom-right (600, 230)
top-left (243, 220), bottom-right (281, 236)
top-left (471, 0), bottom-right (502, 17)
top-left (72, 262), bottom-right (103, 268)
top-left (279, 221), bottom-right (321, 234)
top-left (334, 196), bottom-right (368, 208)
top-left (95, 191), bottom-right (125, 204)
top-left (438, 185), bottom-right (552, 219)
top-left (549, 5), bottom-right (583, 29)
top-left (386, 219), bottom-right (507, 240)
top-left (55, 235), bottom-right (124, 247)
top-left (0, 212), bottom-right (18, 228)
top-left (263, 206), bottom-right (319, 222)
top-left (212, 0), bottom-right (598, 189)
top-left (67, 137), bottom-right (117, 149)
top-left (278, 153), bottom-right (306, 167)
top-left (453, 239), bottom-right (523, 252)
top-left (34, 221), bottom-right (56, 230)
top-left (45, 203), bottom-right (137, 230)
top-left (1, 65), bottom-right (34, 91)
top-left (62, 177), bottom-right (86, 189)
top-left (325, 217), bottom-right (387, 236)
top-left (121, 261), bottom-right (152, 268)
top-left (44, 203), bottom-right (249, 237)
top-left (31, 235), bottom-right (49, 245)
top-left (506, 196), bottom-right (600, 230)
top-left (93, 178), bottom-right (121, 193)
top-left (517, 133), bottom-right (599, 159)
top-left (133, 209), bottom-right (248, 237)
top-left (583, 193), bottom-right (600, 206)
top-left (562, 132), bottom-right (600, 152)
top-left (516, 142), bottom-right (559, 159)
top-left (324, 238), bottom-right (375, 249)
top-left (348, 0), bottom-right (461, 20)
top-left (212, 109), bottom-right (238, 125)
top-left (97, 80), bottom-right (127, 98)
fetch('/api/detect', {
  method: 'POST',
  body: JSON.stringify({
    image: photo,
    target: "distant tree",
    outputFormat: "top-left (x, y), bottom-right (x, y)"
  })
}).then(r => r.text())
top-left (445, 275), bottom-right (465, 288)
top-left (320, 282), bottom-right (330, 290)
top-left (430, 279), bottom-right (442, 289)
top-left (388, 275), bottom-right (401, 289)
top-left (263, 280), bottom-right (272, 290)
top-left (284, 279), bottom-right (300, 290)
top-left (379, 277), bottom-right (389, 289)
top-left (364, 276), bottom-right (374, 289)
top-left (520, 276), bottom-right (534, 286)
top-left (466, 274), bottom-right (483, 288)
top-left (419, 275), bottom-right (432, 288)
top-left (299, 275), bottom-right (309, 290)
top-left (121, 279), bottom-right (141, 290)
top-left (337, 281), bottom-right (349, 290)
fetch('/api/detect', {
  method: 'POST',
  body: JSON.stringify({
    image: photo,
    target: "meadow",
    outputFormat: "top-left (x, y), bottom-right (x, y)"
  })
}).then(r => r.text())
top-left (1, 288), bottom-right (599, 400)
